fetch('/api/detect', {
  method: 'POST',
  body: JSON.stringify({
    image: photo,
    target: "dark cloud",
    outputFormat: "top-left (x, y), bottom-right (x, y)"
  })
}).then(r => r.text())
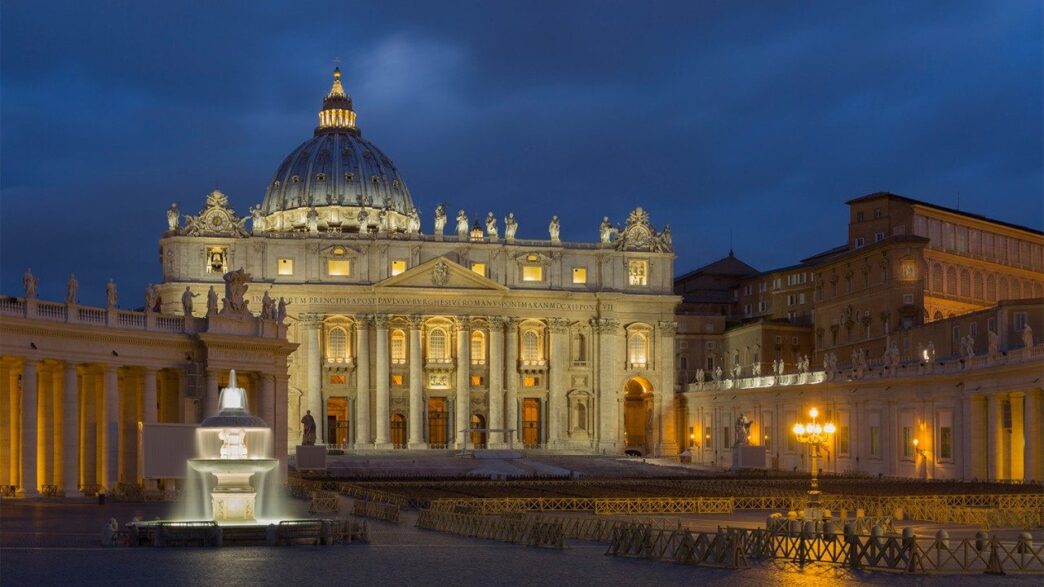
top-left (2, 0), bottom-right (1041, 305)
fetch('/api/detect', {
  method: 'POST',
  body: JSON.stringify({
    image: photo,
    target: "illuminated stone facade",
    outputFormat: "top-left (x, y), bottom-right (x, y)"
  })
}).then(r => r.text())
top-left (156, 69), bottom-right (681, 456)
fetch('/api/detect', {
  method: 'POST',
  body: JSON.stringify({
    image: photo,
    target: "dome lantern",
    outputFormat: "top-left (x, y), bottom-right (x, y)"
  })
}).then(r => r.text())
top-left (316, 66), bottom-right (357, 135)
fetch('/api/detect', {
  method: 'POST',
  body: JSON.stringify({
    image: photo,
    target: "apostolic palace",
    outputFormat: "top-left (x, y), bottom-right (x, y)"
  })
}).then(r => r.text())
top-left (1, 67), bottom-right (1041, 497)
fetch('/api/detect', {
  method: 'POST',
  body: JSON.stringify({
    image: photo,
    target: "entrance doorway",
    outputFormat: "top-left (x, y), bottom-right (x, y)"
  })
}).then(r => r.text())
top-left (470, 414), bottom-right (487, 449)
top-left (522, 398), bottom-right (542, 448)
top-left (390, 414), bottom-right (406, 448)
top-left (327, 397), bottom-right (349, 448)
top-left (428, 398), bottom-right (449, 448)
top-left (623, 377), bottom-right (653, 455)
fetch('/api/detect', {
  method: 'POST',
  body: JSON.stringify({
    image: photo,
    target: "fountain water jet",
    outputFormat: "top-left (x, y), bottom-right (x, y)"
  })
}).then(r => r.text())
top-left (187, 369), bottom-right (278, 524)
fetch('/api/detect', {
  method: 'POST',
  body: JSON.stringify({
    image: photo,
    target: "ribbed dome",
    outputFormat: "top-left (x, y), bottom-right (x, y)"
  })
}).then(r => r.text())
top-left (259, 67), bottom-right (414, 217)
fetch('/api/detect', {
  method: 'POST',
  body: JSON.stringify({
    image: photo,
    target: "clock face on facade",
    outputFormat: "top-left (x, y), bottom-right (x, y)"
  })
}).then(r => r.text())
top-left (211, 216), bottom-right (224, 227)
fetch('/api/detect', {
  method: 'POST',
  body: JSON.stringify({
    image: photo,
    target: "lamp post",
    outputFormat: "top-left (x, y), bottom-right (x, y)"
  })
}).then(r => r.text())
top-left (792, 407), bottom-right (835, 518)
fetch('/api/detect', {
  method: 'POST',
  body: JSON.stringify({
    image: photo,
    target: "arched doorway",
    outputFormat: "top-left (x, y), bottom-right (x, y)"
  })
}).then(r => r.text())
top-left (470, 414), bottom-right (487, 449)
top-left (623, 377), bottom-right (653, 455)
top-left (390, 414), bottom-right (406, 448)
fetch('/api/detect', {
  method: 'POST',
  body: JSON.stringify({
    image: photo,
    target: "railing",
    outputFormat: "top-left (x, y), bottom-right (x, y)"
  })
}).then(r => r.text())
top-left (416, 509), bottom-right (565, 548)
top-left (78, 307), bottom-right (106, 324)
top-left (427, 496), bottom-right (736, 515)
top-left (352, 499), bottom-right (401, 523)
top-left (36, 302), bottom-right (67, 321)
top-left (155, 316), bottom-right (184, 332)
top-left (117, 311), bottom-right (145, 328)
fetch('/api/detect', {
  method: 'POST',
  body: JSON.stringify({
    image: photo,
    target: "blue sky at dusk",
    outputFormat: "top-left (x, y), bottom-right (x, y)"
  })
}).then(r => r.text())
top-left (2, 1), bottom-right (1041, 306)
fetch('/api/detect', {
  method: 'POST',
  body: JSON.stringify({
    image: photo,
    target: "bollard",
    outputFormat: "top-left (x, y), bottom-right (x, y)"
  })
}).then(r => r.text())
top-left (845, 523), bottom-right (861, 569)
top-left (823, 509), bottom-right (832, 520)
top-left (786, 510), bottom-right (797, 520)
top-left (266, 523), bottom-right (278, 546)
top-left (788, 518), bottom-right (802, 537)
top-left (975, 530), bottom-right (989, 552)
top-left (823, 520), bottom-right (839, 542)
top-left (934, 529), bottom-right (949, 550)
top-left (902, 527), bottom-right (919, 573)
top-left (320, 521), bottom-right (331, 545)
top-left (1016, 531), bottom-right (1033, 554)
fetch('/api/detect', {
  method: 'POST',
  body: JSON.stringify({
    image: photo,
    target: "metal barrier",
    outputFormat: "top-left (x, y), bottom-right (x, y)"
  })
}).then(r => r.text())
top-left (428, 496), bottom-right (736, 515)
top-left (352, 499), bottom-right (401, 523)
top-left (308, 491), bottom-right (340, 514)
top-left (416, 509), bottom-right (565, 548)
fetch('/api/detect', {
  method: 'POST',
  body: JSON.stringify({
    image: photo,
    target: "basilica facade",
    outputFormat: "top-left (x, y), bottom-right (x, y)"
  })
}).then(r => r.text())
top-left (156, 68), bottom-right (681, 455)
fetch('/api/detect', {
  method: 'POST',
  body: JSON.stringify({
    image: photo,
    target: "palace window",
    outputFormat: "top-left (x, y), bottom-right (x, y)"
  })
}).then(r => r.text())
top-left (206, 247), bottom-right (228, 274)
top-left (428, 329), bottom-right (448, 360)
top-left (855, 237), bottom-right (865, 248)
top-left (572, 267), bottom-right (587, 284)
top-left (628, 333), bottom-right (648, 366)
top-left (522, 265), bottom-right (543, 282)
top-left (390, 259), bottom-right (407, 276)
top-left (391, 374), bottom-right (404, 386)
top-left (521, 331), bottom-right (539, 362)
top-left (277, 258), bottom-right (294, 275)
top-left (328, 328), bottom-right (349, 361)
top-left (471, 262), bottom-right (486, 276)
top-left (391, 330), bottom-right (406, 362)
top-left (875, 232), bottom-right (885, 242)
top-left (902, 427), bottom-right (913, 459)
top-left (869, 426), bottom-right (881, 457)
top-left (940, 426), bottom-right (953, 460)
top-left (471, 331), bottom-right (485, 362)
top-left (327, 259), bottom-right (350, 276)
top-left (1014, 312), bottom-right (1028, 333)
top-left (572, 333), bottom-right (586, 362)
top-left (628, 260), bottom-right (648, 286)
top-left (838, 425), bottom-right (850, 455)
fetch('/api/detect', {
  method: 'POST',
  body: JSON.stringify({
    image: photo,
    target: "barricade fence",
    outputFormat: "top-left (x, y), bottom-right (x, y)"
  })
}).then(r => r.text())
top-left (352, 499), bottom-right (401, 523)
top-left (416, 509), bottom-right (565, 548)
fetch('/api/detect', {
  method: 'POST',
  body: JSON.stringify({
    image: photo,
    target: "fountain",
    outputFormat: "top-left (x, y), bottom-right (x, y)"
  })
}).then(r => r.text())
top-left (186, 369), bottom-right (278, 524)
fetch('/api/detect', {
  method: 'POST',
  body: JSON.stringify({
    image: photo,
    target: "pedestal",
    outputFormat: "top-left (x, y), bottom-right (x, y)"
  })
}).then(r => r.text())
top-left (296, 445), bottom-right (327, 471)
top-left (732, 445), bottom-right (767, 470)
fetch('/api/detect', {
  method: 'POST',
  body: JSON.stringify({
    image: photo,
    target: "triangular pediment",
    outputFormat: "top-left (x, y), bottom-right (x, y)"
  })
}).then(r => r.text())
top-left (376, 256), bottom-right (509, 291)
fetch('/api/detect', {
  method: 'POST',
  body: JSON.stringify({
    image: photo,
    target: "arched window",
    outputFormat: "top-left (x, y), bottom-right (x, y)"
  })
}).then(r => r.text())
top-left (521, 331), bottom-right (539, 362)
top-left (960, 269), bottom-right (970, 298)
top-left (931, 263), bottom-right (943, 292)
top-left (986, 275), bottom-right (997, 301)
top-left (390, 330), bottom-right (406, 362)
top-left (328, 328), bottom-right (348, 361)
top-left (429, 328), bottom-right (447, 360)
top-left (945, 267), bottom-right (957, 295)
top-left (572, 333), bottom-right (586, 362)
top-left (973, 272), bottom-right (984, 299)
top-left (576, 403), bottom-right (587, 430)
top-left (629, 333), bottom-right (648, 365)
top-left (471, 331), bottom-right (485, 362)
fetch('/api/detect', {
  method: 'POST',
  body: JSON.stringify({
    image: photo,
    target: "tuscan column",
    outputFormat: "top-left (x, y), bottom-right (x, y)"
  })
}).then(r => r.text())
top-left (40, 366), bottom-right (54, 488)
top-left (0, 362), bottom-right (9, 487)
top-left (204, 369), bottom-right (219, 418)
top-left (1025, 389), bottom-right (1040, 482)
top-left (374, 314), bottom-right (391, 448)
top-left (9, 365), bottom-right (20, 488)
top-left (454, 316), bottom-right (470, 449)
top-left (596, 319), bottom-right (622, 452)
top-left (657, 321), bottom-right (679, 456)
top-left (102, 364), bottom-right (119, 491)
top-left (19, 359), bottom-right (38, 497)
top-left (177, 369), bottom-right (189, 423)
top-left (143, 368), bottom-right (158, 425)
top-left (355, 315), bottom-right (371, 446)
top-left (407, 315), bottom-right (425, 449)
top-left (987, 393), bottom-right (1004, 480)
top-left (547, 317), bottom-right (569, 446)
top-left (1010, 392), bottom-right (1025, 480)
top-left (504, 319), bottom-right (519, 445)
top-left (273, 374), bottom-right (290, 480)
top-left (61, 362), bottom-right (80, 496)
top-left (488, 317), bottom-right (505, 447)
top-left (302, 314), bottom-right (324, 444)
top-left (259, 373), bottom-right (275, 429)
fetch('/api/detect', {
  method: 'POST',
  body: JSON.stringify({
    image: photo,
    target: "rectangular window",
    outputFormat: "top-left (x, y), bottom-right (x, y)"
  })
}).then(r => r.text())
top-left (903, 293), bottom-right (913, 304)
top-left (327, 259), bottom-right (350, 276)
top-left (799, 293), bottom-right (805, 304)
top-left (855, 237), bottom-right (865, 248)
top-left (940, 426), bottom-right (953, 460)
top-left (329, 374), bottom-right (346, 385)
top-left (763, 425), bottom-right (772, 451)
top-left (987, 317), bottom-right (996, 334)
top-left (206, 247), bottom-right (228, 274)
top-left (759, 301), bottom-right (767, 312)
top-left (839, 425), bottom-right (850, 455)
top-left (391, 374), bottom-right (404, 386)
top-left (787, 295), bottom-right (796, 306)
top-left (522, 265), bottom-right (543, 282)
top-left (471, 262), bottom-right (486, 276)
top-left (523, 375), bottom-right (539, 387)
top-left (705, 357), bottom-right (714, 370)
top-left (723, 426), bottom-right (731, 449)
top-left (572, 267), bottom-right (587, 284)
top-left (390, 259), bottom-right (407, 276)
top-left (470, 375), bottom-right (484, 386)
top-left (277, 258), bottom-right (294, 275)
top-left (628, 260), bottom-right (648, 286)
top-left (869, 426), bottom-right (881, 457)
top-left (875, 232), bottom-right (885, 242)
top-left (1014, 312), bottom-right (1028, 333)
top-left (902, 426), bottom-right (913, 458)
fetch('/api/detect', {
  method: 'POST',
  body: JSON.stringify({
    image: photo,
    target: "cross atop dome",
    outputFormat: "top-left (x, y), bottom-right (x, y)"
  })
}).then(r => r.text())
top-left (317, 66), bottom-right (357, 135)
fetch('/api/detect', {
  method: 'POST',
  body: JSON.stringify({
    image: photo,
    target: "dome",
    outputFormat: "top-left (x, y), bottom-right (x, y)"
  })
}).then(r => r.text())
top-left (258, 68), bottom-right (415, 225)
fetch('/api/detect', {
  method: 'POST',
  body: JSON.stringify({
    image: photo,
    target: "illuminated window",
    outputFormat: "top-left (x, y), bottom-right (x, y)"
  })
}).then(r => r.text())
top-left (391, 330), bottom-right (406, 362)
top-left (391, 374), bottom-right (404, 386)
top-left (390, 259), bottom-right (407, 276)
top-left (329, 374), bottom-right (346, 385)
top-left (902, 427), bottom-right (913, 458)
top-left (277, 258), bottom-right (294, 275)
top-left (471, 331), bottom-right (485, 361)
top-left (521, 331), bottom-right (539, 361)
top-left (470, 375), bottom-right (483, 386)
top-left (522, 265), bottom-right (543, 282)
top-left (572, 267), bottom-right (587, 284)
top-left (328, 328), bottom-right (348, 361)
top-left (628, 333), bottom-right (648, 365)
top-left (328, 259), bottom-right (350, 276)
top-left (523, 376), bottom-right (539, 387)
top-left (628, 260), bottom-right (648, 286)
top-left (940, 426), bottom-right (953, 460)
top-left (428, 329), bottom-right (447, 360)
top-left (206, 247), bottom-right (227, 274)
top-left (471, 262), bottom-right (486, 276)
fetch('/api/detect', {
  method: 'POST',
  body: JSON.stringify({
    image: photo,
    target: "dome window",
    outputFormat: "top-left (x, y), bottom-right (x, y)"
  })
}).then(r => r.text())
top-left (344, 172), bottom-right (354, 182)
top-left (273, 180), bottom-right (281, 188)
top-left (371, 176), bottom-right (381, 185)
top-left (292, 175), bottom-right (301, 183)
top-left (316, 173), bottom-right (327, 182)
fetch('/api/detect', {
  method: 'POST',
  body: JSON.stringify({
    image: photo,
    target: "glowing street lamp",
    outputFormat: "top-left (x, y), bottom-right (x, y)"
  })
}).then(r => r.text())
top-left (792, 407), bottom-right (835, 516)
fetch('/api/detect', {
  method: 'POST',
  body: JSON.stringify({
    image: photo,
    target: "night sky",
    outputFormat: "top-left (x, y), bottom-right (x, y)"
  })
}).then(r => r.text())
top-left (2, 1), bottom-right (1041, 306)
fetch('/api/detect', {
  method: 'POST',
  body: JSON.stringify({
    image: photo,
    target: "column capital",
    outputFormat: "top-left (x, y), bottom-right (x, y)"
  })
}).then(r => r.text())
top-left (505, 317), bottom-right (519, 332)
top-left (547, 317), bottom-right (570, 333)
top-left (408, 314), bottom-right (424, 329)
top-left (299, 312), bottom-right (324, 327)
top-left (355, 313), bottom-right (373, 328)
top-left (63, 361), bottom-right (79, 373)
top-left (591, 318), bottom-right (620, 334)
top-left (454, 315), bottom-right (471, 332)
top-left (488, 316), bottom-right (505, 332)
top-left (657, 320), bottom-right (678, 337)
top-left (373, 313), bottom-right (390, 329)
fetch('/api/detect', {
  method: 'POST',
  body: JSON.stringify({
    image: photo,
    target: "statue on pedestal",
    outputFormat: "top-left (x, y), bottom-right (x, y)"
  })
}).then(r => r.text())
top-left (752, 361), bottom-right (761, 377)
top-left (306, 207), bottom-right (319, 234)
top-left (356, 209), bottom-right (369, 232)
top-left (456, 210), bottom-right (469, 237)
top-left (206, 286), bottom-right (218, 317)
top-left (181, 287), bottom-right (198, 317)
top-left (106, 278), bottom-right (118, 308)
top-left (599, 216), bottom-right (614, 243)
top-left (988, 330), bottom-right (999, 355)
top-left (260, 290), bottom-right (275, 319)
top-left (249, 205), bottom-right (265, 233)
top-left (23, 268), bottom-right (37, 300)
top-left (66, 274), bottom-right (78, 305)
top-left (504, 212), bottom-right (518, 240)
top-left (713, 365), bottom-right (722, 384)
top-left (406, 208), bottom-right (421, 234)
top-left (145, 284), bottom-right (158, 313)
top-left (301, 410), bottom-right (317, 446)
top-left (433, 204), bottom-right (447, 236)
top-left (485, 212), bottom-right (498, 239)
top-left (220, 269), bottom-right (251, 317)
top-left (376, 209), bottom-right (387, 233)
top-left (735, 414), bottom-right (752, 446)
top-left (276, 297), bottom-right (289, 323)
top-left (166, 202), bottom-right (180, 231)
top-left (695, 368), bottom-right (705, 390)
top-left (549, 216), bottom-right (561, 242)
top-left (1023, 324), bottom-right (1034, 349)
